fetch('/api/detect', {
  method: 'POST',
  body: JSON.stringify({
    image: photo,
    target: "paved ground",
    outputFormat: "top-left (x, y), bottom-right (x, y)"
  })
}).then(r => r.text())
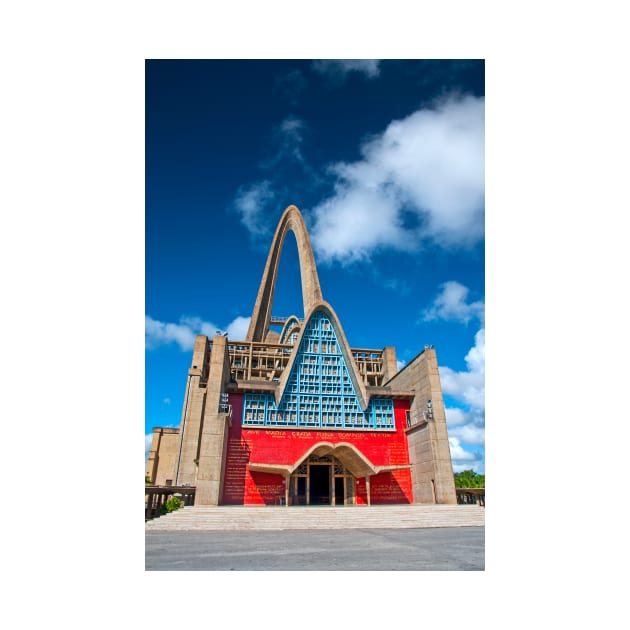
top-left (145, 526), bottom-right (484, 571)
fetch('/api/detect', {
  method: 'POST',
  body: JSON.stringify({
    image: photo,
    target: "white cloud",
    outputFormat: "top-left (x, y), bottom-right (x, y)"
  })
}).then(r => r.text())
top-left (312, 59), bottom-right (381, 79)
top-left (440, 328), bottom-right (485, 409)
top-left (449, 437), bottom-right (483, 473)
top-left (448, 436), bottom-right (478, 461)
top-left (146, 314), bottom-right (252, 351)
top-left (232, 180), bottom-right (275, 238)
top-left (310, 186), bottom-right (412, 263)
top-left (440, 326), bottom-right (485, 471)
top-left (396, 359), bottom-right (406, 372)
top-left (227, 316), bottom-right (251, 340)
top-left (145, 433), bottom-right (153, 460)
top-left (310, 95), bottom-right (484, 264)
top-left (445, 406), bottom-right (468, 426)
top-left (277, 116), bottom-right (306, 163)
top-left (422, 280), bottom-right (484, 325)
top-left (179, 315), bottom-right (221, 338)
top-left (145, 315), bottom-right (199, 351)
top-left (162, 397), bottom-right (171, 405)
top-left (231, 117), bottom-right (320, 239)
top-left (449, 421), bottom-right (485, 446)
top-left (445, 406), bottom-right (485, 443)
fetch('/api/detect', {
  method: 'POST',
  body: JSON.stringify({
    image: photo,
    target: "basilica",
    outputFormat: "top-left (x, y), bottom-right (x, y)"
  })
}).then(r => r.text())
top-left (146, 205), bottom-right (456, 506)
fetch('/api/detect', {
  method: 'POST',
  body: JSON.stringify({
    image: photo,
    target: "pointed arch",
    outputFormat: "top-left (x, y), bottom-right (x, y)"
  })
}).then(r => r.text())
top-left (275, 301), bottom-right (369, 411)
top-left (278, 315), bottom-right (302, 344)
top-left (246, 205), bottom-right (323, 342)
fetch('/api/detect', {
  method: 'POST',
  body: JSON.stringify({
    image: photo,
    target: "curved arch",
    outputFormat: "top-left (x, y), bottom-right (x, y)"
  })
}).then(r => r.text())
top-left (274, 300), bottom-right (369, 411)
top-left (278, 315), bottom-right (301, 344)
top-left (292, 441), bottom-right (336, 467)
top-left (290, 441), bottom-right (377, 477)
top-left (246, 205), bottom-right (323, 342)
top-left (249, 440), bottom-right (410, 478)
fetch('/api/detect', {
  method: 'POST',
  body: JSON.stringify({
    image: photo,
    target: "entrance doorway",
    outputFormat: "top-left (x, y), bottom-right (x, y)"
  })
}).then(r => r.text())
top-left (310, 465), bottom-right (329, 504)
top-left (334, 476), bottom-right (344, 505)
top-left (289, 454), bottom-right (355, 506)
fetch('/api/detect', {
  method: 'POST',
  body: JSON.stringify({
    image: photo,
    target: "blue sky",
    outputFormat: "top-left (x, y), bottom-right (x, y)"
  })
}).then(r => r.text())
top-left (145, 59), bottom-right (485, 472)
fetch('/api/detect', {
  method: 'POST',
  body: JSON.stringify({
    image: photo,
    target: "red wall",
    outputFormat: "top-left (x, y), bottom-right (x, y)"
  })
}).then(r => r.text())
top-left (222, 394), bottom-right (412, 505)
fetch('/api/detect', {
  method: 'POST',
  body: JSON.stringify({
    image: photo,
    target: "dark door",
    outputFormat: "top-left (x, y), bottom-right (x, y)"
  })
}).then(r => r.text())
top-left (296, 477), bottom-right (306, 505)
top-left (310, 465), bottom-right (330, 504)
top-left (334, 477), bottom-right (344, 505)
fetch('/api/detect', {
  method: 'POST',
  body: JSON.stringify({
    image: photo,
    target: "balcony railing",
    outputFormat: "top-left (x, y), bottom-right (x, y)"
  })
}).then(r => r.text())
top-left (145, 486), bottom-right (196, 520)
top-left (455, 488), bottom-right (485, 506)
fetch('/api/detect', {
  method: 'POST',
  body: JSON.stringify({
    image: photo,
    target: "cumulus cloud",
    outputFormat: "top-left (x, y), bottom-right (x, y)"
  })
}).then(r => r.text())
top-left (227, 316), bottom-right (251, 340)
top-left (146, 314), bottom-right (252, 350)
top-left (310, 95), bottom-right (484, 264)
top-left (448, 415), bottom-right (485, 445)
top-left (421, 281), bottom-right (484, 325)
top-left (440, 328), bottom-right (485, 409)
top-left (145, 315), bottom-right (199, 351)
top-left (445, 406), bottom-right (468, 426)
top-left (310, 187), bottom-right (413, 263)
top-left (312, 59), bottom-right (381, 80)
top-left (448, 437), bottom-right (480, 461)
top-left (396, 359), bottom-right (407, 372)
top-left (449, 437), bottom-right (484, 473)
top-left (145, 433), bottom-right (153, 460)
top-left (232, 180), bottom-right (276, 238)
top-left (438, 321), bottom-right (485, 471)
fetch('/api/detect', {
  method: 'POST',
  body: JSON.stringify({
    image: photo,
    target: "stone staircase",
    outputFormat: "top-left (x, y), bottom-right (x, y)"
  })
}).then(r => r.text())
top-left (145, 504), bottom-right (485, 531)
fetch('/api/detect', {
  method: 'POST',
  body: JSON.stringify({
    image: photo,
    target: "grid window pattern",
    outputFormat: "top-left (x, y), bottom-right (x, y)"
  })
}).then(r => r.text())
top-left (243, 311), bottom-right (395, 430)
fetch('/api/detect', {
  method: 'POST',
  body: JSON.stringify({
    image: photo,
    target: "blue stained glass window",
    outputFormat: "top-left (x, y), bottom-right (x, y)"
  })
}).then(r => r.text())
top-left (243, 311), bottom-right (395, 430)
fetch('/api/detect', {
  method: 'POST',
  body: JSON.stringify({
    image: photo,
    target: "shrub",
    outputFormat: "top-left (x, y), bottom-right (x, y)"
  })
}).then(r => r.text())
top-left (160, 496), bottom-right (183, 515)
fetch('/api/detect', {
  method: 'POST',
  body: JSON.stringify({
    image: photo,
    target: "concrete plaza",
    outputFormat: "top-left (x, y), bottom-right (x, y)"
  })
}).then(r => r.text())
top-left (145, 526), bottom-right (485, 571)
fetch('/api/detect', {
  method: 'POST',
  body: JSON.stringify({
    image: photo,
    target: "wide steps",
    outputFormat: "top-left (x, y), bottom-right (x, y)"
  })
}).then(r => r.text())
top-left (145, 504), bottom-right (485, 531)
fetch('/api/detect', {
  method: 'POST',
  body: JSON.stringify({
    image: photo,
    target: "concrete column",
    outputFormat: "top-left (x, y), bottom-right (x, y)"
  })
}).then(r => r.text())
top-left (145, 428), bottom-right (161, 483)
top-left (424, 348), bottom-right (457, 504)
top-left (386, 347), bottom-right (457, 504)
top-left (194, 334), bottom-right (232, 506)
top-left (381, 346), bottom-right (398, 384)
top-left (174, 335), bottom-right (209, 486)
top-left (366, 476), bottom-right (371, 506)
top-left (331, 467), bottom-right (335, 506)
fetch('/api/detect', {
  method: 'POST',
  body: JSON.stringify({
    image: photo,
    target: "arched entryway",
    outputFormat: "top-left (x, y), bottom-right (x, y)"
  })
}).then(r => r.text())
top-left (248, 440), bottom-right (411, 506)
top-left (289, 454), bottom-right (355, 506)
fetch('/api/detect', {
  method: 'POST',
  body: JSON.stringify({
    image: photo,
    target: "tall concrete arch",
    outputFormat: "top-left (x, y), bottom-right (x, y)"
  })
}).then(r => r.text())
top-left (246, 205), bottom-right (323, 342)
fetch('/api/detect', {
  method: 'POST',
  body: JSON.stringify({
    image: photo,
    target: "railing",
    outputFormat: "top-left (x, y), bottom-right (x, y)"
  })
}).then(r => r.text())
top-left (145, 486), bottom-right (196, 520)
top-left (270, 315), bottom-right (303, 326)
top-left (456, 488), bottom-right (485, 506)
top-left (226, 340), bottom-right (386, 386)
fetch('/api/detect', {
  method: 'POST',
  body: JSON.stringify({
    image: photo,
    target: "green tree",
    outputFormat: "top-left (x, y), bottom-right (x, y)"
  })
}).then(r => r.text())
top-left (454, 469), bottom-right (485, 488)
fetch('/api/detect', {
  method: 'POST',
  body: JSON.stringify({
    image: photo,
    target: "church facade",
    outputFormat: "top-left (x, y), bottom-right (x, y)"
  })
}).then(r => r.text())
top-left (146, 205), bottom-right (456, 506)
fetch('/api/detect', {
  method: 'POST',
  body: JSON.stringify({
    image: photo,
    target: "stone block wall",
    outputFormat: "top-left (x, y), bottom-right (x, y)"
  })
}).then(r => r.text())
top-left (386, 347), bottom-right (456, 504)
top-left (146, 427), bottom-right (180, 485)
